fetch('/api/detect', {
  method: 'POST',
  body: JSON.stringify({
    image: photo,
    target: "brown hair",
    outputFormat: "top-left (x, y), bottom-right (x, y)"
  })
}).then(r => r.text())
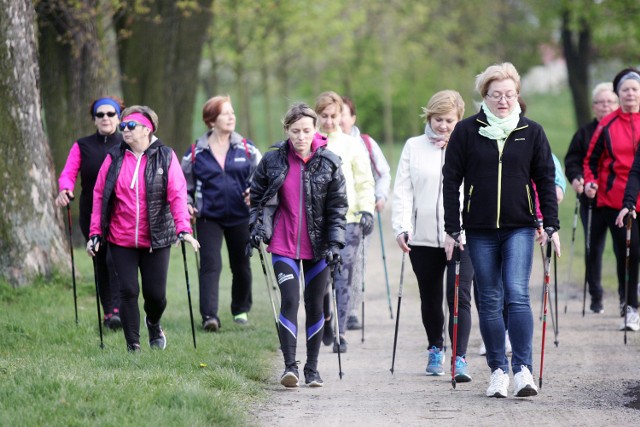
top-left (202, 95), bottom-right (232, 127)
top-left (341, 96), bottom-right (356, 116)
top-left (283, 103), bottom-right (317, 130)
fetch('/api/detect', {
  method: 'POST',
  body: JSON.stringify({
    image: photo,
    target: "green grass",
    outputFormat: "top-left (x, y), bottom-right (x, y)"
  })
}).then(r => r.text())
top-left (0, 249), bottom-right (278, 427)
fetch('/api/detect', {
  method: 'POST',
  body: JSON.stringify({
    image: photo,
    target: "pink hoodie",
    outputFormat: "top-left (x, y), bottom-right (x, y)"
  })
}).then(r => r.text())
top-left (90, 147), bottom-right (192, 248)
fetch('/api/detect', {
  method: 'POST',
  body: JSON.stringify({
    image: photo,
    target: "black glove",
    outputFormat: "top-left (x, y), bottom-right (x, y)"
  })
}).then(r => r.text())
top-left (250, 223), bottom-right (265, 249)
top-left (87, 235), bottom-right (101, 254)
top-left (360, 212), bottom-right (374, 236)
top-left (325, 244), bottom-right (342, 267)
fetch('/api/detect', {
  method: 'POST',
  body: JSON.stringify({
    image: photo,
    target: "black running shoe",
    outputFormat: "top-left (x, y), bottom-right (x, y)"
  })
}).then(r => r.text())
top-left (203, 316), bottom-right (220, 332)
top-left (304, 367), bottom-right (324, 387)
top-left (127, 343), bottom-right (141, 353)
top-left (347, 315), bottom-right (362, 330)
top-left (322, 319), bottom-right (334, 346)
top-left (590, 298), bottom-right (604, 314)
top-left (146, 317), bottom-right (167, 349)
top-left (332, 336), bottom-right (347, 353)
top-left (104, 312), bottom-right (122, 330)
top-left (280, 364), bottom-right (299, 388)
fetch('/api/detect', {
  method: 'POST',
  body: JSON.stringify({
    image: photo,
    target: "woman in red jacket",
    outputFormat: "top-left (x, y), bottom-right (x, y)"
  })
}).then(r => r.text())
top-left (584, 68), bottom-right (640, 331)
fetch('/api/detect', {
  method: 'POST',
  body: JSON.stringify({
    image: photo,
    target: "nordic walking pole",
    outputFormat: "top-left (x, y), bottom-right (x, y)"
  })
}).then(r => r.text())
top-left (582, 199), bottom-right (593, 317)
top-left (378, 211), bottom-right (394, 319)
top-left (258, 243), bottom-right (282, 345)
top-left (361, 227), bottom-right (366, 343)
top-left (553, 250), bottom-right (559, 347)
top-left (65, 199), bottom-right (79, 324)
top-left (180, 239), bottom-right (197, 349)
top-left (451, 245), bottom-right (460, 389)
top-left (330, 264), bottom-right (344, 379)
top-left (623, 212), bottom-right (633, 345)
top-left (539, 240), bottom-right (552, 389)
top-left (564, 197), bottom-right (579, 313)
top-left (192, 224), bottom-right (200, 273)
top-left (539, 245), bottom-right (546, 321)
top-left (390, 233), bottom-right (407, 374)
top-left (91, 257), bottom-right (104, 349)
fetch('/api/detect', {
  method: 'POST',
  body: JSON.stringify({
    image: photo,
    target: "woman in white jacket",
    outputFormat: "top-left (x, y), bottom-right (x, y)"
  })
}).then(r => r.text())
top-left (392, 90), bottom-right (474, 381)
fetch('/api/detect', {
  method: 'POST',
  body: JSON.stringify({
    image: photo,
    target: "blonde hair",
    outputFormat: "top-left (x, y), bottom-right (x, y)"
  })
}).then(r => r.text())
top-left (475, 62), bottom-right (521, 98)
top-left (591, 82), bottom-right (617, 101)
top-left (421, 90), bottom-right (465, 123)
top-left (121, 105), bottom-right (158, 133)
top-left (314, 91), bottom-right (343, 114)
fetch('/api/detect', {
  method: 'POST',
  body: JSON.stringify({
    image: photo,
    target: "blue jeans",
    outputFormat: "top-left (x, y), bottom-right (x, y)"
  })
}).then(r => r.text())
top-left (466, 228), bottom-right (535, 375)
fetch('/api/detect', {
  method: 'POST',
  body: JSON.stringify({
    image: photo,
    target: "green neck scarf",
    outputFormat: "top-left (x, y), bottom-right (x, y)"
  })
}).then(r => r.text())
top-left (479, 101), bottom-right (522, 142)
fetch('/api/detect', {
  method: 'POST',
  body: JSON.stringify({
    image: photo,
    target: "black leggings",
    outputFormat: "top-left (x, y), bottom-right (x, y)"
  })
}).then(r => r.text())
top-left (80, 213), bottom-right (119, 316)
top-left (601, 207), bottom-right (639, 308)
top-left (580, 200), bottom-right (608, 300)
top-left (110, 244), bottom-right (171, 347)
top-left (409, 245), bottom-right (474, 357)
top-left (197, 218), bottom-right (252, 321)
top-left (273, 255), bottom-right (329, 371)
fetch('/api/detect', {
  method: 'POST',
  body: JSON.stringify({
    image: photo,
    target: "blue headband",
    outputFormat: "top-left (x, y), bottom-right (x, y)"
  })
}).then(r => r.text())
top-left (93, 98), bottom-right (121, 117)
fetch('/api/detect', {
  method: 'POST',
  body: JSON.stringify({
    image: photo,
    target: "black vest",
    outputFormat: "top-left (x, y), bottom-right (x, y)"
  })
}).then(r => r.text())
top-left (76, 131), bottom-right (123, 237)
top-left (101, 140), bottom-right (176, 249)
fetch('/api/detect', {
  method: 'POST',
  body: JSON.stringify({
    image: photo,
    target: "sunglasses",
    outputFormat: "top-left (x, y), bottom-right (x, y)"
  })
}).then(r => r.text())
top-left (95, 111), bottom-right (117, 118)
top-left (119, 121), bottom-right (145, 131)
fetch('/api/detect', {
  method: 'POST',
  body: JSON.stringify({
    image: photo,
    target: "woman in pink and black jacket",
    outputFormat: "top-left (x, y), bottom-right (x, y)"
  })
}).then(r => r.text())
top-left (88, 105), bottom-right (200, 352)
top-left (249, 103), bottom-right (347, 388)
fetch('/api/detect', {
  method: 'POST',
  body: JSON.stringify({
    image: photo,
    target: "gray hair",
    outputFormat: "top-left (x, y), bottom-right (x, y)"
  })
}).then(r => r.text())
top-left (121, 105), bottom-right (158, 133)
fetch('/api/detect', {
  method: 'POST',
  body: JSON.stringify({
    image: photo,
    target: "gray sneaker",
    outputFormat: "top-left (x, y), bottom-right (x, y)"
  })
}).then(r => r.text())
top-left (146, 317), bottom-right (167, 350)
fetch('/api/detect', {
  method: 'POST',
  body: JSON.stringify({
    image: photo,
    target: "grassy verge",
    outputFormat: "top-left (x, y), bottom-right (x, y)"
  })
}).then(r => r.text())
top-left (0, 247), bottom-right (277, 426)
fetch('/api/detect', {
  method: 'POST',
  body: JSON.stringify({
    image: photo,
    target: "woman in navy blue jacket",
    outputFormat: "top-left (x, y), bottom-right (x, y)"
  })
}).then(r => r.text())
top-left (181, 95), bottom-right (261, 331)
top-left (443, 63), bottom-right (560, 399)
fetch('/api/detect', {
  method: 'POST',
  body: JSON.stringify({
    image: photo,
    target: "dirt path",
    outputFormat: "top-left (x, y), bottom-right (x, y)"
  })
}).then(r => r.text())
top-left (252, 209), bottom-right (640, 426)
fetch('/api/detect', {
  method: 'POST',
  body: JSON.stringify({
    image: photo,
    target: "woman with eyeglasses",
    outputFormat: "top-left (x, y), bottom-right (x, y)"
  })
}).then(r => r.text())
top-left (56, 96), bottom-right (126, 330)
top-left (585, 68), bottom-right (640, 332)
top-left (87, 105), bottom-right (200, 352)
top-left (443, 63), bottom-right (560, 399)
top-left (180, 95), bottom-right (261, 332)
top-left (564, 83), bottom-right (618, 314)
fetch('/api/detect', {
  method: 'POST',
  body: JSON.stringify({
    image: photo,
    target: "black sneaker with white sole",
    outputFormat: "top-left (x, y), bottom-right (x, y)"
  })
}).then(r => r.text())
top-left (304, 367), bottom-right (323, 387)
top-left (280, 365), bottom-right (299, 388)
top-left (146, 317), bottom-right (167, 350)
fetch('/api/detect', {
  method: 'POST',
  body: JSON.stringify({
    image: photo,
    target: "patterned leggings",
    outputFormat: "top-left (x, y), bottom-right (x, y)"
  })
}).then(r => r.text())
top-left (273, 255), bottom-right (330, 371)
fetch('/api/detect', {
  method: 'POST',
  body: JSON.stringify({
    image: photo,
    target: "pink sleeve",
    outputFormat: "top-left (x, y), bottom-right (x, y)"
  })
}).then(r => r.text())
top-left (89, 156), bottom-right (113, 237)
top-left (166, 151), bottom-right (192, 235)
top-left (532, 181), bottom-right (543, 220)
top-left (58, 143), bottom-right (81, 191)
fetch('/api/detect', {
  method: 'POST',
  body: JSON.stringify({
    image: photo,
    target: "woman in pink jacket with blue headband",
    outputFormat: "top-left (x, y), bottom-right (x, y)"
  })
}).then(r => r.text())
top-left (88, 105), bottom-right (200, 352)
top-left (56, 96), bottom-right (125, 330)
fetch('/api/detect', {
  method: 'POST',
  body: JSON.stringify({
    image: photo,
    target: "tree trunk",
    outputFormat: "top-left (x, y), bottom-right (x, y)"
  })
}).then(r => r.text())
top-left (36, 0), bottom-right (121, 173)
top-left (117, 0), bottom-right (213, 154)
top-left (561, 10), bottom-right (592, 128)
top-left (0, 0), bottom-right (68, 286)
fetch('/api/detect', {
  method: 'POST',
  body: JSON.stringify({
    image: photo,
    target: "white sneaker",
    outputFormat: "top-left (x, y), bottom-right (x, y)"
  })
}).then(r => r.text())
top-left (479, 341), bottom-right (486, 356)
top-left (505, 332), bottom-right (512, 356)
top-left (513, 366), bottom-right (538, 397)
top-left (619, 306), bottom-right (640, 331)
top-left (486, 368), bottom-right (509, 398)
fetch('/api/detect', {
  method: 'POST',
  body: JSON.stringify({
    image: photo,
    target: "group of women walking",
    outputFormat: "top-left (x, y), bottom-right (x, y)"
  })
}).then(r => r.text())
top-left (56, 61), bottom-right (639, 395)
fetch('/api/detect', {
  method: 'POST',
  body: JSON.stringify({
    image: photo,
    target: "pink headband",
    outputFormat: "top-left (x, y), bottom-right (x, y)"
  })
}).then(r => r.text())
top-left (122, 113), bottom-right (154, 132)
